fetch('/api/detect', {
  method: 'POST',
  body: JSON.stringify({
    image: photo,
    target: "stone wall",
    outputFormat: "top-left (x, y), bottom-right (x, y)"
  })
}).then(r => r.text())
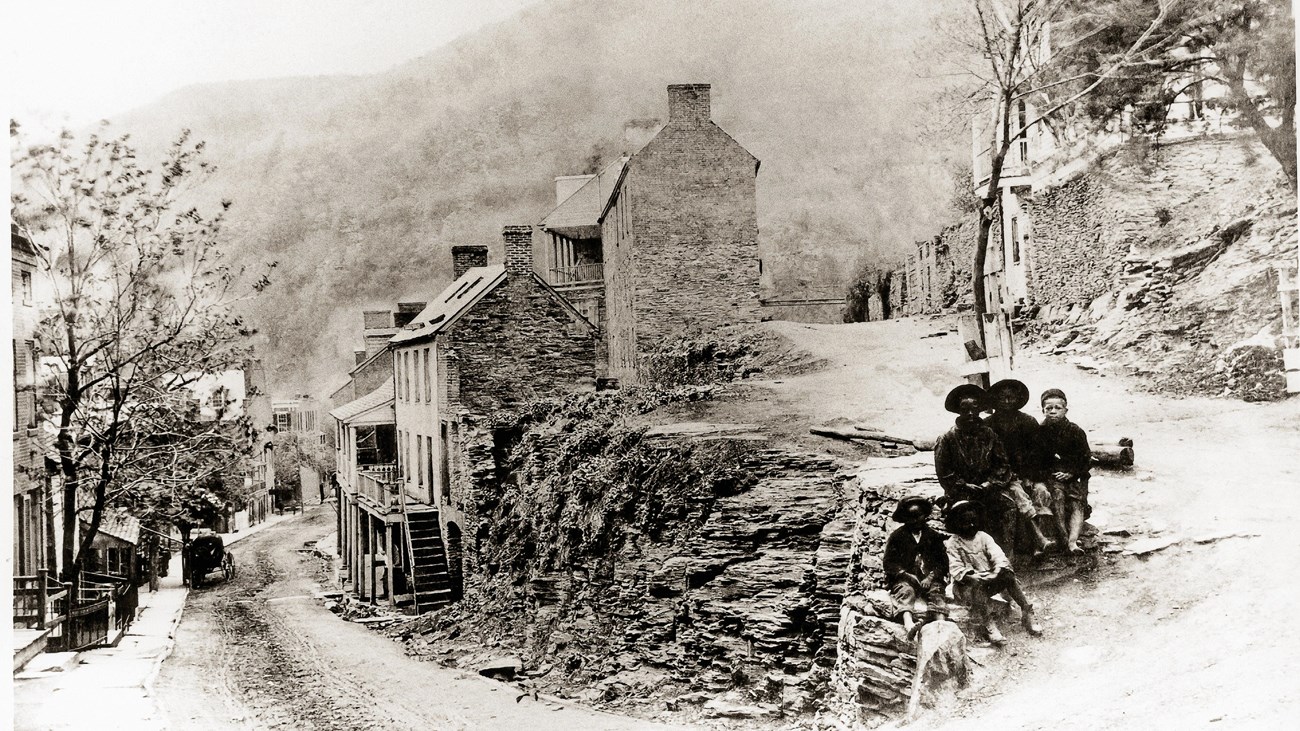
top-left (1023, 135), bottom-right (1284, 310)
top-left (448, 275), bottom-right (597, 414)
top-left (607, 90), bottom-right (761, 383)
top-left (898, 219), bottom-right (980, 316)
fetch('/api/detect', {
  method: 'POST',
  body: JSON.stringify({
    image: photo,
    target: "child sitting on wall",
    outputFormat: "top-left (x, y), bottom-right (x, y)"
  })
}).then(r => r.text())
top-left (945, 500), bottom-right (1042, 646)
top-left (882, 496), bottom-right (949, 635)
top-left (1038, 388), bottom-right (1092, 554)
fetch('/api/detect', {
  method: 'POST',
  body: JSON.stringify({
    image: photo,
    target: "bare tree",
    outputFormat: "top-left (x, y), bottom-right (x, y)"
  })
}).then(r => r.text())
top-left (11, 125), bottom-right (270, 584)
top-left (931, 0), bottom-right (1182, 325)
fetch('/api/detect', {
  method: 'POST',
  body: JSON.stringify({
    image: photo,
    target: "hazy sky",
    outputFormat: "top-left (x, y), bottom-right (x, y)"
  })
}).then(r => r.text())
top-left (7, 0), bottom-right (542, 130)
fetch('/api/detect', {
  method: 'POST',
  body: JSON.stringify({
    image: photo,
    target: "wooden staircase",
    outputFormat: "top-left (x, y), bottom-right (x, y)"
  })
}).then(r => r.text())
top-left (404, 510), bottom-right (455, 613)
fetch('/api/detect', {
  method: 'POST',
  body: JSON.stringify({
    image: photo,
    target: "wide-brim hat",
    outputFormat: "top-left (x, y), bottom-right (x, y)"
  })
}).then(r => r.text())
top-left (892, 496), bottom-right (933, 522)
top-left (989, 379), bottom-right (1030, 409)
top-left (945, 500), bottom-right (980, 528)
top-left (944, 384), bottom-right (989, 414)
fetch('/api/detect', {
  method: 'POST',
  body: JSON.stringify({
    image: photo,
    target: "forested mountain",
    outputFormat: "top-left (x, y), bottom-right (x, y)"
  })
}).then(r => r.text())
top-left (97, 0), bottom-right (959, 391)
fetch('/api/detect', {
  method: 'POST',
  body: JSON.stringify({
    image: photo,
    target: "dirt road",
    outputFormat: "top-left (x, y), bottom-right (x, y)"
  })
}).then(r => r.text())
top-left (153, 506), bottom-right (695, 731)
top-left (745, 318), bottom-right (1300, 730)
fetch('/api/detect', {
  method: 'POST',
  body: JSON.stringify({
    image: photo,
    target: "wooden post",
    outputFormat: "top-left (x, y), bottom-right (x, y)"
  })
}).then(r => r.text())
top-left (36, 568), bottom-right (48, 629)
top-left (368, 517), bottom-right (378, 604)
top-left (385, 523), bottom-right (395, 605)
top-left (957, 314), bottom-right (990, 388)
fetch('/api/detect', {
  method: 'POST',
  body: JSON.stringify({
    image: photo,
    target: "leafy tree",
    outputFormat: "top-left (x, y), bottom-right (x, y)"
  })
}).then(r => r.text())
top-left (11, 124), bottom-right (268, 584)
top-left (271, 431), bottom-right (330, 506)
top-left (1052, 0), bottom-right (1296, 187)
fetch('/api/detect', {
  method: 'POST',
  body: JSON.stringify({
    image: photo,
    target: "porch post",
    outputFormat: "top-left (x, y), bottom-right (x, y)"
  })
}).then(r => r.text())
top-left (385, 522), bottom-right (395, 605)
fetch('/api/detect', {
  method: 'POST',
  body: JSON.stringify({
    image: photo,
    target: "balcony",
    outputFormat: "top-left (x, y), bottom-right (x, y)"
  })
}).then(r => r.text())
top-left (357, 464), bottom-right (399, 511)
top-left (548, 263), bottom-right (604, 290)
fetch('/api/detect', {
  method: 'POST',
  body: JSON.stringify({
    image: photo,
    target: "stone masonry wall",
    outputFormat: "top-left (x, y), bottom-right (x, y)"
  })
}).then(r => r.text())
top-left (448, 275), bottom-right (597, 414)
top-left (614, 113), bottom-right (760, 382)
top-left (1023, 135), bottom-right (1284, 310)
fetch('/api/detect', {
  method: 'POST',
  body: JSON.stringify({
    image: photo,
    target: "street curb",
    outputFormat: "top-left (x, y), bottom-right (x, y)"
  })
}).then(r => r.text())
top-left (140, 585), bottom-right (188, 722)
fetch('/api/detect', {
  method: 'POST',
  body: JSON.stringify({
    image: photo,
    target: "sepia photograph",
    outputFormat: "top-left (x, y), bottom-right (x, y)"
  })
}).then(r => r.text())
top-left (6, 1), bottom-right (1299, 729)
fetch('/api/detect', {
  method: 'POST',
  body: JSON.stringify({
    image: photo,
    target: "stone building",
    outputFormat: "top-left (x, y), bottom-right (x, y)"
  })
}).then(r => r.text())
top-left (332, 228), bottom-right (597, 612)
top-left (538, 83), bottom-right (761, 384)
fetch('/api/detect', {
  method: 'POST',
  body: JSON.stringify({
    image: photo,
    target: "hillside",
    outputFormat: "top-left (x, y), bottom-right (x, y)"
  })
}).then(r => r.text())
top-left (87, 0), bottom-right (964, 392)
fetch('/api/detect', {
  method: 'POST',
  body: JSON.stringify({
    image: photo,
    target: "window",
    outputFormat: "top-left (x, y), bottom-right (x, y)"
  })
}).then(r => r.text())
top-left (439, 424), bottom-right (450, 500)
top-left (20, 271), bottom-right (33, 304)
top-left (416, 434), bottom-right (424, 488)
top-left (1011, 217), bottom-right (1021, 264)
top-left (427, 435), bottom-right (436, 499)
top-left (415, 350), bottom-right (423, 403)
top-left (403, 352), bottom-right (411, 401)
top-left (423, 348), bottom-right (431, 403)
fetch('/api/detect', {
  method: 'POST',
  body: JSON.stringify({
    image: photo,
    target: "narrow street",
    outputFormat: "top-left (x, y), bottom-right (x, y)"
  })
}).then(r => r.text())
top-left (154, 505), bottom-right (693, 731)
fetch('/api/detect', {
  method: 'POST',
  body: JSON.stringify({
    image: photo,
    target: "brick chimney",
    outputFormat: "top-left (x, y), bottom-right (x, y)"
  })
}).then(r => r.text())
top-left (667, 84), bottom-right (711, 128)
top-left (451, 245), bottom-right (489, 279)
top-left (502, 225), bottom-right (534, 275)
top-left (394, 302), bottom-right (428, 329)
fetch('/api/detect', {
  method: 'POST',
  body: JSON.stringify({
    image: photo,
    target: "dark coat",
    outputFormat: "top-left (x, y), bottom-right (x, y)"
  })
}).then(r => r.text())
top-left (883, 524), bottom-right (950, 585)
top-left (984, 409), bottom-right (1044, 480)
top-left (1038, 418), bottom-right (1091, 481)
top-left (934, 421), bottom-right (1012, 500)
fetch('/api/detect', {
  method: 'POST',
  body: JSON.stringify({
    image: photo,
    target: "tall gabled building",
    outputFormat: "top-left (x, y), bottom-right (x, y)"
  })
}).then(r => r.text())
top-left (538, 83), bottom-right (761, 384)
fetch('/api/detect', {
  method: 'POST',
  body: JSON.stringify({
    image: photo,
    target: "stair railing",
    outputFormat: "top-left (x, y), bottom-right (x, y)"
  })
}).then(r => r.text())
top-left (396, 477), bottom-right (421, 613)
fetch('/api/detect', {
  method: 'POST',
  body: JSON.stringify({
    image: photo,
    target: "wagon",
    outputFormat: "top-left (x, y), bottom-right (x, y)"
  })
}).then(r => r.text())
top-left (185, 532), bottom-right (235, 588)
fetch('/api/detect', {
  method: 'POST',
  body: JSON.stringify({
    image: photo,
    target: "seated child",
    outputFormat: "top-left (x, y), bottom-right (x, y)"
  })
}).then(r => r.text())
top-left (1038, 388), bottom-right (1092, 554)
top-left (882, 496), bottom-right (949, 635)
top-left (945, 500), bottom-right (1042, 645)
top-left (984, 378), bottom-right (1056, 557)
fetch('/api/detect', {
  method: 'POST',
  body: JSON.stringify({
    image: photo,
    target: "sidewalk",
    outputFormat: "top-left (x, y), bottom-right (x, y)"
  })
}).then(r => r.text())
top-left (13, 509), bottom-right (307, 730)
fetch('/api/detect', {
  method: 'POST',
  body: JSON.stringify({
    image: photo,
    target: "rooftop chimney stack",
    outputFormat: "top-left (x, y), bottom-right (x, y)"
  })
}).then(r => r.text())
top-left (502, 225), bottom-right (534, 275)
top-left (451, 245), bottom-right (490, 279)
top-left (667, 84), bottom-right (711, 128)
top-left (394, 302), bottom-right (428, 329)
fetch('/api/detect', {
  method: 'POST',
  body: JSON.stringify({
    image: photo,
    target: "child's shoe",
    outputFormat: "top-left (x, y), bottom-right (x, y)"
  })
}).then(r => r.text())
top-left (1022, 606), bottom-right (1043, 636)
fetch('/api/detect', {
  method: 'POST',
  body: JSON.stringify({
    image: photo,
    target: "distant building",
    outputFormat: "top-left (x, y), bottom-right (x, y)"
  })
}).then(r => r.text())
top-left (538, 83), bottom-right (761, 384)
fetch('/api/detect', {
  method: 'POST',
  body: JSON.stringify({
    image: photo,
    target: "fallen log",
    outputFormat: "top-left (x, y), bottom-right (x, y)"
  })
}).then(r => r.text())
top-left (1093, 436), bottom-right (1134, 448)
top-left (811, 427), bottom-right (911, 445)
top-left (1092, 444), bottom-right (1135, 468)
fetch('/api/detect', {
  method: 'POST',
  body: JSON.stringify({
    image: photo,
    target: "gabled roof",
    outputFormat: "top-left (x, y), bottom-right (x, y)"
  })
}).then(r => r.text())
top-left (389, 265), bottom-right (508, 347)
top-left (540, 157), bottom-right (628, 238)
top-left (329, 379), bottom-right (395, 425)
top-left (93, 511), bottom-right (141, 546)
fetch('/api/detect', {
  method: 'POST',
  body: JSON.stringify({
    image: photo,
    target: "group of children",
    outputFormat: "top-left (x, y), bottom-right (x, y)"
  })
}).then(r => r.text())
top-left (882, 380), bottom-right (1092, 645)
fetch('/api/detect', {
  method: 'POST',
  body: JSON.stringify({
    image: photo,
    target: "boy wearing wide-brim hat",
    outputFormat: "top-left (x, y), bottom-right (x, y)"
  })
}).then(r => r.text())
top-left (882, 496), bottom-right (949, 635)
top-left (945, 501), bottom-right (1043, 645)
top-left (985, 379), bottom-right (1057, 558)
top-left (934, 384), bottom-right (1017, 552)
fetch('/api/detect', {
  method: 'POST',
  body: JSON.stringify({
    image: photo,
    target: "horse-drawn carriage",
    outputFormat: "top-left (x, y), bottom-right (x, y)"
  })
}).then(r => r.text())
top-left (185, 531), bottom-right (235, 588)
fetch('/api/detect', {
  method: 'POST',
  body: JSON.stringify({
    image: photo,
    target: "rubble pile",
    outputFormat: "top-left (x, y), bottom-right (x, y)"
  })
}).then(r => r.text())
top-left (386, 398), bottom-right (869, 721)
top-left (1223, 343), bottom-right (1287, 402)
